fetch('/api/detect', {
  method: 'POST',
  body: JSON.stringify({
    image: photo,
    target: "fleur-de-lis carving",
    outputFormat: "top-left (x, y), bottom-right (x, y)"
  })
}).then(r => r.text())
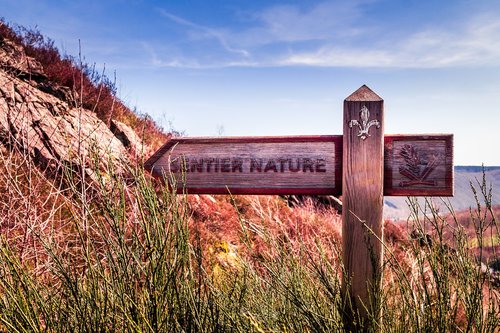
top-left (349, 105), bottom-right (380, 140)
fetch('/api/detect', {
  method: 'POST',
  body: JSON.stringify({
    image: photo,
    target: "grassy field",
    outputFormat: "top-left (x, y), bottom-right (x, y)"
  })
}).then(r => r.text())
top-left (0, 145), bottom-right (498, 332)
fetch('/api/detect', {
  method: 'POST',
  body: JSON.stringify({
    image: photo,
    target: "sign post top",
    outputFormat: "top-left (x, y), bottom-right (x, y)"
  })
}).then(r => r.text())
top-left (345, 84), bottom-right (383, 102)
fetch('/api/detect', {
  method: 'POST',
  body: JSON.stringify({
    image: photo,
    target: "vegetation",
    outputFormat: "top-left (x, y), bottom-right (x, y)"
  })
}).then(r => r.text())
top-left (0, 17), bottom-right (498, 333)
top-left (0, 18), bottom-right (168, 150)
top-left (0, 139), bottom-right (498, 332)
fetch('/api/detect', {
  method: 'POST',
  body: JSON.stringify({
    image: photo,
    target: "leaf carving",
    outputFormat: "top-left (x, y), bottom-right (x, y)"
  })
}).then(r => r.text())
top-left (398, 144), bottom-right (440, 187)
top-left (399, 144), bottom-right (421, 176)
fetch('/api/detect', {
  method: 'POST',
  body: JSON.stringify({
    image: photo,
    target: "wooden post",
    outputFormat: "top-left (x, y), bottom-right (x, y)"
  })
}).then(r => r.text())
top-left (145, 84), bottom-right (454, 333)
top-left (342, 85), bottom-right (384, 331)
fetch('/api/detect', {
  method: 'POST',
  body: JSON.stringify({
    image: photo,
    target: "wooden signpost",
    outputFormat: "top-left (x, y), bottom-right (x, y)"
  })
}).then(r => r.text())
top-left (144, 136), bottom-right (343, 195)
top-left (342, 87), bottom-right (385, 330)
top-left (145, 85), bottom-right (454, 331)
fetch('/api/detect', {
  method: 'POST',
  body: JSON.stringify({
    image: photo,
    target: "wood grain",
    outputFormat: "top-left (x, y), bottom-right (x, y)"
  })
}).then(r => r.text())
top-left (144, 136), bottom-right (342, 195)
top-left (342, 85), bottom-right (384, 331)
top-left (145, 134), bottom-right (453, 197)
top-left (384, 135), bottom-right (453, 196)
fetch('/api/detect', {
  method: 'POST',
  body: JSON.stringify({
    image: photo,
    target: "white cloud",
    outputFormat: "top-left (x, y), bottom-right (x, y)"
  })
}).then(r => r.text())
top-left (142, 40), bottom-right (260, 69)
top-left (157, 9), bottom-right (250, 58)
top-left (150, 1), bottom-right (371, 68)
top-left (234, 0), bottom-right (370, 45)
top-left (152, 2), bottom-right (500, 69)
top-left (279, 14), bottom-right (500, 68)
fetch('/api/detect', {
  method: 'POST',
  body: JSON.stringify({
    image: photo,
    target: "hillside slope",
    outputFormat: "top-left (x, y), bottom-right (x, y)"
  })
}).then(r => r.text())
top-left (384, 166), bottom-right (500, 220)
top-left (0, 21), bottom-right (156, 183)
top-left (2, 20), bottom-right (497, 228)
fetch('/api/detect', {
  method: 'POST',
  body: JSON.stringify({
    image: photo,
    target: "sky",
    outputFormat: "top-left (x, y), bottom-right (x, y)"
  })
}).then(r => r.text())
top-left (2, 0), bottom-right (500, 165)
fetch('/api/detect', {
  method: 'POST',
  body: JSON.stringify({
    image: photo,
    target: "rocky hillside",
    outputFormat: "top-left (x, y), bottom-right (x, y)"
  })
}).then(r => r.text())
top-left (0, 21), bottom-right (157, 184)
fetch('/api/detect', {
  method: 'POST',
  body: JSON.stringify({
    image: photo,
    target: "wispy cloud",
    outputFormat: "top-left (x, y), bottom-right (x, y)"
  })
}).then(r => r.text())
top-left (151, 1), bottom-right (500, 69)
top-left (141, 40), bottom-right (259, 69)
top-left (281, 14), bottom-right (500, 68)
top-left (235, 0), bottom-right (371, 45)
top-left (157, 9), bottom-right (250, 58)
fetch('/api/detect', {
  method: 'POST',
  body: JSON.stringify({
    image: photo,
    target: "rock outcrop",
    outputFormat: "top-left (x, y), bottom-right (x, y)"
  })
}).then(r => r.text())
top-left (0, 34), bottom-right (144, 182)
top-left (110, 119), bottom-right (145, 156)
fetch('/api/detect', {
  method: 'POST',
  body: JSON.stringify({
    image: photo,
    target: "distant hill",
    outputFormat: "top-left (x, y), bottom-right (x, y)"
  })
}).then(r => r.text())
top-left (454, 166), bottom-right (500, 172)
top-left (384, 166), bottom-right (500, 220)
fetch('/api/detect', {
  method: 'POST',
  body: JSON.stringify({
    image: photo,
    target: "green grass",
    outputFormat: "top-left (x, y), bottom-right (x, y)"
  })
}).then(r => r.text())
top-left (0, 148), bottom-right (498, 332)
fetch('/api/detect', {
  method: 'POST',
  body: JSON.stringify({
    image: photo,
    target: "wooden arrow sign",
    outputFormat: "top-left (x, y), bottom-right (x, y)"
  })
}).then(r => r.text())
top-left (144, 134), bottom-right (453, 196)
top-left (144, 136), bottom-right (343, 195)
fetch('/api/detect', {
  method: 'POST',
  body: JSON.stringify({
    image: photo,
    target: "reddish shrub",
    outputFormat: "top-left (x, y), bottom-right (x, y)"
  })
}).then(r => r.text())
top-left (0, 19), bottom-right (166, 149)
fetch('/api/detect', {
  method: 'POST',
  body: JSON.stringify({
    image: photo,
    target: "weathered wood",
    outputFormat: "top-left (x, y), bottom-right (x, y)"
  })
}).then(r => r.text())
top-left (144, 136), bottom-right (343, 195)
top-left (146, 134), bottom-right (454, 197)
top-left (342, 85), bottom-right (384, 331)
top-left (384, 135), bottom-right (453, 196)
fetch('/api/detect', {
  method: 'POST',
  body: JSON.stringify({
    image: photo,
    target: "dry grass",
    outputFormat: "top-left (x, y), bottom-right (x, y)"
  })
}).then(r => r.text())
top-left (0, 17), bottom-right (498, 333)
top-left (0, 142), bottom-right (498, 332)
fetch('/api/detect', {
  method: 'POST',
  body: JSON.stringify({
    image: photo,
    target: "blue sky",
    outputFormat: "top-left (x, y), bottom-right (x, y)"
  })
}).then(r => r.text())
top-left (3, 0), bottom-right (500, 165)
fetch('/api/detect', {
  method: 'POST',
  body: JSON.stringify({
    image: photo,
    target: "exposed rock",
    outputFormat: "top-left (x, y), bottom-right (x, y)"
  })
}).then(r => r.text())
top-left (0, 33), bottom-right (156, 187)
top-left (37, 82), bottom-right (75, 104)
top-left (0, 36), bottom-right (45, 81)
top-left (110, 119), bottom-right (145, 156)
top-left (0, 61), bottom-right (127, 182)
